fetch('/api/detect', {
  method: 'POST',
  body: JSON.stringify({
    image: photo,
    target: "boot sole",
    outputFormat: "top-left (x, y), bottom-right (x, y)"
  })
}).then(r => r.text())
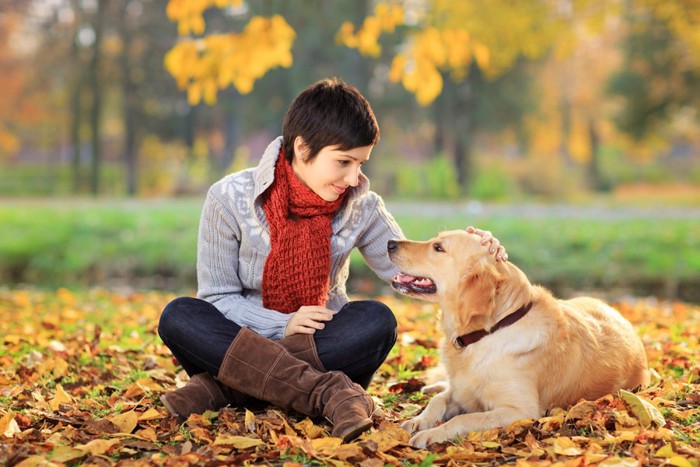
top-left (338, 417), bottom-right (373, 443)
top-left (160, 394), bottom-right (180, 418)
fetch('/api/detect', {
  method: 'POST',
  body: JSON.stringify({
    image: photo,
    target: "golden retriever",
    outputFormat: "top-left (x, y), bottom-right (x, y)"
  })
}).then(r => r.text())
top-left (388, 230), bottom-right (649, 448)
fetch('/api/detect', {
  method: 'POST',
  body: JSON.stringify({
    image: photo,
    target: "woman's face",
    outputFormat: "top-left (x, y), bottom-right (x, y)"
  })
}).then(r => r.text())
top-left (291, 138), bottom-right (373, 202)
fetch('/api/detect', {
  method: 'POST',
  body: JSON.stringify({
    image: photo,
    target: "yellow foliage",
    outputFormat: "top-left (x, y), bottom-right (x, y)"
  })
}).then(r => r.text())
top-left (336, 2), bottom-right (404, 58)
top-left (166, 0), bottom-right (244, 36)
top-left (164, 15), bottom-right (295, 104)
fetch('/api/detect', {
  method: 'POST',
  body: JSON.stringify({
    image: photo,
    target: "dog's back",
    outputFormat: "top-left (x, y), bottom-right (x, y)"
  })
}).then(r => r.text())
top-left (535, 293), bottom-right (650, 410)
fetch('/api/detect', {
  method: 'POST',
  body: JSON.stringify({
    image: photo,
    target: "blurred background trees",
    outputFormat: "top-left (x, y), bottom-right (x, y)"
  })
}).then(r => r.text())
top-left (1, 0), bottom-right (699, 202)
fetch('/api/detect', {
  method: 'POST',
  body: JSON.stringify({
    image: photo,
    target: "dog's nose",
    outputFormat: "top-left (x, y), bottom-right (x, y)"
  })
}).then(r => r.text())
top-left (387, 240), bottom-right (398, 253)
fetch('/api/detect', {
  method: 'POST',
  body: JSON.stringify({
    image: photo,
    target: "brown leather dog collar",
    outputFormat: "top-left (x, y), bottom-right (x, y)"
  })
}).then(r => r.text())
top-left (452, 302), bottom-right (533, 350)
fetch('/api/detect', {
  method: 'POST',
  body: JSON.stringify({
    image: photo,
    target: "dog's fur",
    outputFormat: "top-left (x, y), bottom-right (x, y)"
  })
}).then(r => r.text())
top-left (389, 230), bottom-right (649, 448)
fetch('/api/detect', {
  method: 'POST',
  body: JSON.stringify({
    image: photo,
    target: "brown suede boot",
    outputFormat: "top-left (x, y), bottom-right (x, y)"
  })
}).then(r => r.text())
top-left (160, 373), bottom-right (247, 421)
top-left (279, 333), bottom-right (325, 371)
top-left (160, 333), bottom-right (325, 420)
top-left (217, 327), bottom-right (375, 442)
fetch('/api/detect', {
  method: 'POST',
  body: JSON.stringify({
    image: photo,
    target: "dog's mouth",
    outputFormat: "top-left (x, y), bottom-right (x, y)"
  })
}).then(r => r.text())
top-left (391, 273), bottom-right (437, 294)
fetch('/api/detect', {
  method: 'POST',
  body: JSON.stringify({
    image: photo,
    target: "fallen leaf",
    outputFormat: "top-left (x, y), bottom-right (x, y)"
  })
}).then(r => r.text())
top-left (294, 417), bottom-right (327, 439)
top-left (75, 438), bottom-right (120, 455)
top-left (52, 357), bottom-right (69, 378)
top-left (245, 408), bottom-right (256, 433)
top-left (544, 436), bottom-right (583, 456)
top-left (49, 384), bottom-right (73, 411)
top-left (619, 389), bottom-right (665, 428)
top-left (213, 434), bottom-right (265, 449)
top-left (108, 410), bottom-right (139, 433)
top-left (0, 411), bottom-right (20, 438)
top-left (49, 445), bottom-right (86, 463)
top-left (137, 407), bottom-right (161, 421)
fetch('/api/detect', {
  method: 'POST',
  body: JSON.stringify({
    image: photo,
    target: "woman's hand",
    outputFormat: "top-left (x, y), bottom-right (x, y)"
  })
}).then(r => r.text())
top-left (466, 226), bottom-right (508, 262)
top-left (284, 306), bottom-right (334, 337)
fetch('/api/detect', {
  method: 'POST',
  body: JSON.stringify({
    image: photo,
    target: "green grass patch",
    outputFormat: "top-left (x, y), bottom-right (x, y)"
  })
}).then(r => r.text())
top-left (0, 198), bottom-right (698, 301)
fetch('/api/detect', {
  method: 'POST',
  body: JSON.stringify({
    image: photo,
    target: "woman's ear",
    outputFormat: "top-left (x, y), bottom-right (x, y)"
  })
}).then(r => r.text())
top-left (293, 136), bottom-right (308, 162)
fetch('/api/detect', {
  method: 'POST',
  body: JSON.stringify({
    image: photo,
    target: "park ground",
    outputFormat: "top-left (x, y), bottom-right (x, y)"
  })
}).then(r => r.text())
top-left (0, 287), bottom-right (698, 466)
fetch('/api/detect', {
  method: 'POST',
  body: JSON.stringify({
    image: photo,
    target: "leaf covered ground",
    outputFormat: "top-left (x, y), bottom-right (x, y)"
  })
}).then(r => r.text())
top-left (0, 289), bottom-right (698, 466)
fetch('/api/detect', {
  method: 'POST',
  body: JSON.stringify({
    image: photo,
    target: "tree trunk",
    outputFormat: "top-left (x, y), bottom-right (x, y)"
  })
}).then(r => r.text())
top-left (453, 67), bottom-right (478, 194)
top-left (88, 0), bottom-right (106, 196)
top-left (587, 117), bottom-right (603, 191)
top-left (69, 0), bottom-right (83, 194)
top-left (119, 1), bottom-right (138, 196)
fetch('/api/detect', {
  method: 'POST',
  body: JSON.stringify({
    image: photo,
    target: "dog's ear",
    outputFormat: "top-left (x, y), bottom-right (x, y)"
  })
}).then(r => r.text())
top-left (456, 260), bottom-right (501, 329)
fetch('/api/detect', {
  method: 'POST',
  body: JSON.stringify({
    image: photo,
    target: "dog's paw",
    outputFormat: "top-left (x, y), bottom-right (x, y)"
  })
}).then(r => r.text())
top-left (421, 381), bottom-right (448, 395)
top-left (409, 426), bottom-right (449, 449)
top-left (401, 416), bottom-right (433, 434)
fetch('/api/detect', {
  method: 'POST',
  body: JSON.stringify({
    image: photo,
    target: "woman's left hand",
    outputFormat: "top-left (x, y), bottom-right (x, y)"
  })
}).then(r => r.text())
top-left (466, 226), bottom-right (508, 262)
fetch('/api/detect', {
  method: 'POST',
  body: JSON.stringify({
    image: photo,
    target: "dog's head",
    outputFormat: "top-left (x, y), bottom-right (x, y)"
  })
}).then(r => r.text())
top-left (388, 230), bottom-right (530, 329)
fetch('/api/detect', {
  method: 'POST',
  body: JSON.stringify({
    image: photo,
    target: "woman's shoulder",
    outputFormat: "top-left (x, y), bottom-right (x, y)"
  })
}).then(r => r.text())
top-left (208, 168), bottom-right (256, 200)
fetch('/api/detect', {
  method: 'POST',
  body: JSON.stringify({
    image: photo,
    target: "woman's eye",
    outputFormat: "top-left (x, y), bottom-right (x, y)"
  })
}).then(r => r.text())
top-left (339, 160), bottom-right (350, 166)
top-left (433, 243), bottom-right (444, 252)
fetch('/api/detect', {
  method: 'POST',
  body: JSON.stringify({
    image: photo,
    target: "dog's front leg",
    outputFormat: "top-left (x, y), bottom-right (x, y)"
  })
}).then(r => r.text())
top-left (402, 390), bottom-right (460, 434)
top-left (408, 406), bottom-right (537, 449)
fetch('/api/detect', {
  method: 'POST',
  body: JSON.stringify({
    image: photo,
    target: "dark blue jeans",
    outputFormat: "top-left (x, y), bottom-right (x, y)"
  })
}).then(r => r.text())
top-left (158, 297), bottom-right (397, 389)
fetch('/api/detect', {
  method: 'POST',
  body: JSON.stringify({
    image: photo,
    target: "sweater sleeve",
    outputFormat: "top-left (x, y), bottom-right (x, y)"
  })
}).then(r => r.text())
top-left (196, 189), bottom-right (292, 339)
top-left (356, 194), bottom-right (405, 283)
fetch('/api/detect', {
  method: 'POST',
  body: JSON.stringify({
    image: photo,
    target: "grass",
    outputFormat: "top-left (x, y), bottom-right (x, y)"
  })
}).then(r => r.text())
top-left (0, 197), bottom-right (698, 302)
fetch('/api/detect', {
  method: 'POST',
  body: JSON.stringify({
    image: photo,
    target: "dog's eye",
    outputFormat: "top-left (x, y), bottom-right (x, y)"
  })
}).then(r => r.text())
top-left (433, 243), bottom-right (445, 253)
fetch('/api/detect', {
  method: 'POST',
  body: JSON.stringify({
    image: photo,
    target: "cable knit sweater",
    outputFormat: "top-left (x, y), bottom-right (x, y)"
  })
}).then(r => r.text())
top-left (196, 137), bottom-right (404, 340)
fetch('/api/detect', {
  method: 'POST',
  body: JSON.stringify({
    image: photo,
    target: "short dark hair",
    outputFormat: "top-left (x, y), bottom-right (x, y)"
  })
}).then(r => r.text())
top-left (282, 78), bottom-right (380, 163)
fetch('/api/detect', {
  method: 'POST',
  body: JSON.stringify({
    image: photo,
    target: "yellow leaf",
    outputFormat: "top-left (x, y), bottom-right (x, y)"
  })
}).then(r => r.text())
top-left (213, 434), bottom-right (264, 449)
top-left (566, 400), bottom-right (596, 421)
top-left (108, 410), bottom-right (139, 434)
top-left (667, 456), bottom-right (693, 467)
top-left (598, 457), bottom-right (641, 467)
top-left (619, 389), bottom-right (665, 428)
top-left (75, 438), bottom-right (120, 455)
top-left (1, 411), bottom-right (20, 438)
top-left (311, 436), bottom-right (342, 456)
top-left (49, 384), bottom-right (73, 411)
top-left (481, 441), bottom-right (501, 448)
top-left (136, 427), bottom-right (158, 441)
top-left (245, 409), bottom-right (256, 433)
top-left (544, 436), bottom-right (583, 456)
top-left (361, 422), bottom-right (409, 451)
top-left (49, 445), bottom-right (86, 463)
top-left (4, 334), bottom-right (21, 344)
top-left (14, 455), bottom-right (52, 467)
top-left (52, 357), bottom-right (69, 379)
top-left (655, 444), bottom-right (676, 457)
top-left (138, 408), bottom-right (162, 421)
top-left (294, 417), bottom-right (326, 439)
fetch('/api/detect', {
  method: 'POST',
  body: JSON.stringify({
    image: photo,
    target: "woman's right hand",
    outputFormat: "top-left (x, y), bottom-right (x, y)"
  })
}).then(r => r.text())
top-left (284, 306), bottom-right (334, 336)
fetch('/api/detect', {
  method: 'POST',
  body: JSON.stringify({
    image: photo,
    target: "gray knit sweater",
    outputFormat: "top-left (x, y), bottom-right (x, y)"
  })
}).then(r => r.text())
top-left (196, 137), bottom-right (404, 340)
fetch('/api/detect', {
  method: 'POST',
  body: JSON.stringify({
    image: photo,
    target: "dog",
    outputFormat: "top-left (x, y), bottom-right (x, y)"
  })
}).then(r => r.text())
top-left (388, 230), bottom-right (649, 448)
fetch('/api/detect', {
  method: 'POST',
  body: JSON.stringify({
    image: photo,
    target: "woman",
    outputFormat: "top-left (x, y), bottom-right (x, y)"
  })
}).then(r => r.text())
top-left (158, 78), bottom-right (507, 442)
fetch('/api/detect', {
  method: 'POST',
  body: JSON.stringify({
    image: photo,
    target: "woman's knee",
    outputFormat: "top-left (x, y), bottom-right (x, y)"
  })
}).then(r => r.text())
top-left (158, 297), bottom-right (200, 343)
top-left (361, 300), bottom-right (397, 335)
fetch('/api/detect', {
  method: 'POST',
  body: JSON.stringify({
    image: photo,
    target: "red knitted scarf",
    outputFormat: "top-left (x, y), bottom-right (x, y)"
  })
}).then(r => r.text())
top-left (262, 149), bottom-right (346, 314)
